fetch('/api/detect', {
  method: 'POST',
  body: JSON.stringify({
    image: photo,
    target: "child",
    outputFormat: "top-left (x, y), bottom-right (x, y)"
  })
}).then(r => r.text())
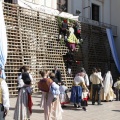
top-left (81, 88), bottom-right (89, 111)
top-left (50, 82), bottom-right (60, 102)
top-left (59, 81), bottom-right (70, 107)
top-left (49, 72), bottom-right (60, 102)
top-left (114, 77), bottom-right (120, 101)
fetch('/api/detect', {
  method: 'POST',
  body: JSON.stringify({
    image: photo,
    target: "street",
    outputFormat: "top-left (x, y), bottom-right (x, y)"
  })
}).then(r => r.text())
top-left (6, 94), bottom-right (120, 120)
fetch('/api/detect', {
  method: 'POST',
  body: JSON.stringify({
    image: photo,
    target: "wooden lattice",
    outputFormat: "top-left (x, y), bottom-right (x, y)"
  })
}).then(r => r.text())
top-left (3, 2), bottom-right (118, 95)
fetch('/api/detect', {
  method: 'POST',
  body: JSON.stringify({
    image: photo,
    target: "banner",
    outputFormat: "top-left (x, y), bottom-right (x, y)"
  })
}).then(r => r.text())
top-left (106, 28), bottom-right (120, 73)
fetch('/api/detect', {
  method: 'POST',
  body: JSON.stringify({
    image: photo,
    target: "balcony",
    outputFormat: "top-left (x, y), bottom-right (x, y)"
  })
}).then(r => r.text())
top-left (79, 16), bottom-right (117, 36)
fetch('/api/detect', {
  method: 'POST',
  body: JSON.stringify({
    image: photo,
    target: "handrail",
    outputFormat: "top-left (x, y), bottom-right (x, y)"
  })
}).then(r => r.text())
top-left (79, 16), bottom-right (117, 36)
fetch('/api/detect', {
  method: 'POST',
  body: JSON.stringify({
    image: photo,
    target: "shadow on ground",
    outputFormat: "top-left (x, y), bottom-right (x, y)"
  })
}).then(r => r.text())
top-left (62, 105), bottom-right (83, 111)
top-left (112, 110), bottom-right (120, 112)
top-left (10, 107), bottom-right (44, 113)
top-left (32, 95), bottom-right (41, 98)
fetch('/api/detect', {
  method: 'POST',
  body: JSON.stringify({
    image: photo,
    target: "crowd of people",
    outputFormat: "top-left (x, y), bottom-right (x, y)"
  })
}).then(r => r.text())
top-left (0, 65), bottom-right (120, 120)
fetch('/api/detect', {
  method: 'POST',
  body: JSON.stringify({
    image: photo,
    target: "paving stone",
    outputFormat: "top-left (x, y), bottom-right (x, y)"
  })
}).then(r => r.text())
top-left (6, 94), bottom-right (120, 120)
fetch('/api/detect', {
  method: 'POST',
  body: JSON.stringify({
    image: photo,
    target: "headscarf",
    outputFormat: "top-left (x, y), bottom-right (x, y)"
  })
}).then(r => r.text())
top-left (104, 71), bottom-right (113, 94)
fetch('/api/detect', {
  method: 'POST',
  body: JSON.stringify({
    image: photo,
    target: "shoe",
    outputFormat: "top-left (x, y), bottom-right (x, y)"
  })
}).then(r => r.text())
top-left (74, 104), bottom-right (77, 108)
top-left (98, 103), bottom-right (103, 105)
top-left (82, 107), bottom-right (86, 111)
top-left (62, 105), bottom-right (67, 108)
top-left (92, 103), bottom-right (95, 105)
top-left (77, 105), bottom-right (81, 108)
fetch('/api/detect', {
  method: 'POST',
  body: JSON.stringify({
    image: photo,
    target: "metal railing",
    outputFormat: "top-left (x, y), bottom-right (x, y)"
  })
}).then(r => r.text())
top-left (79, 16), bottom-right (117, 36)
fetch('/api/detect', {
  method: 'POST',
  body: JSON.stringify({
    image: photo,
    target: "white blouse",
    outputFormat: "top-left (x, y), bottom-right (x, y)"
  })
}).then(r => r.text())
top-left (1, 80), bottom-right (10, 110)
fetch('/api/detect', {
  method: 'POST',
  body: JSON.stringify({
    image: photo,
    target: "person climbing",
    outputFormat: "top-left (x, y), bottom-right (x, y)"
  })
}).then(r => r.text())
top-left (73, 22), bottom-right (83, 44)
top-left (59, 19), bottom-right (68, 42)
top-left (63, 51), bottom-right (75, 75)
top-left (67, 26), bottom-right (79, 51)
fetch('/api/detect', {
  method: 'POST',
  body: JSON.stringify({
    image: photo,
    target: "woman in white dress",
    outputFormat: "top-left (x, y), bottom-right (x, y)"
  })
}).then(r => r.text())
top-left (102, 71), bottom-right (115, 101)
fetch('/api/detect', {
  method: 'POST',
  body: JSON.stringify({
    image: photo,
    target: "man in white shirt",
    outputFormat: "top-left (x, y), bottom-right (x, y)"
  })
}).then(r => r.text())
top-left (90, 68), bottom-right (103, 105)
top-left (0, 66), bottom-right (10, 120)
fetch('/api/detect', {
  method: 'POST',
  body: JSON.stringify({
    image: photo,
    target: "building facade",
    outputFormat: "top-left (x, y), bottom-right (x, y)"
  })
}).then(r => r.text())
top-left (3, 0), bottom-right (120, 62)
top-left (111, 0), bottom-right (120, 60)
top-left (67, 0), bottom-right (120, 61)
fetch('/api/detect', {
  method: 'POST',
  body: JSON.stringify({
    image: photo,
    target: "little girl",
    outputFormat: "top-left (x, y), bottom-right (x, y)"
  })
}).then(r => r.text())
top-left (59, 81), bottom-right (70, 107)
top-left (81, 88), bottom-right (89, 111)
top-left (49, 72), bottom-right (60, 102)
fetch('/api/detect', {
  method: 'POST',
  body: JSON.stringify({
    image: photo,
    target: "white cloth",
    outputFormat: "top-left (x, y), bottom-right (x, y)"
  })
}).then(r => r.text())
top-left (82, 92), bottom-right (88, 99)
top-left (90, 72), bottom-right (103, 84)
top-left (74, 76), bottom-right (84, 85)
top-left (1, 80), bottom-right (10, 110)
top-left (114, 80), bottom-right (120, 88)
top-left (50, 82), bottom-right (60, 98)
top-left (42, 92), bottom-right (63, 120)
top-left (68, 68), bottom-right (71, 74)
top-left (17, 75), bottom-right (24, 88)
top-left (114, 81), bottom-right (118, 88)
top-left (97, 72), bottom-right (103, 81)
top-left (0, 0), bottom-right (8, 79)
top-left (76, 72), bottom-right (89, 86)
top-left (14, 87), bottom-right (31, 120)
top-left (17, 73), bottom-right (33, 88)
top-left (97, 72), bottom-right (104, 87)
top-left (84, 74), bottom-right (89, 86)
top-left (104, 71), bottom-right (113, 94)
top-left (59, 85), bottom-right (67, 94)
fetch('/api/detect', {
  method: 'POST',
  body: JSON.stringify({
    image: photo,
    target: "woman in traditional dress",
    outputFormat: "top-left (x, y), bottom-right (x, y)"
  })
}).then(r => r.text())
top-left (70, 73), bottom-right (88, 108)
top-left (67, 27), bottom-right (79, 51)
top-left (14, 72), bottom-right (33, 120)
top-left (101, 71), bottom-right (115, 101)
top-left (38, 71), bottom-right (63, 120)
top-left (17, 66), bottom-right (34, 92)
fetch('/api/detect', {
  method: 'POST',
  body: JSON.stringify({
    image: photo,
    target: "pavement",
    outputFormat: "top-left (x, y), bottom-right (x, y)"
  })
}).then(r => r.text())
top-left (6, 93), bottom-right (120, 120)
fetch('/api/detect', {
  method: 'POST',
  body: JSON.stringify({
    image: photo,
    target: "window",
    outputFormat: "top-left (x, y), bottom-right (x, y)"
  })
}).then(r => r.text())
top-left (92, 4), bottom-right (100, 21)
top-left (57, 0), bottom-right (68, 12)
top-left (4, 0), bottom-right (13, 3)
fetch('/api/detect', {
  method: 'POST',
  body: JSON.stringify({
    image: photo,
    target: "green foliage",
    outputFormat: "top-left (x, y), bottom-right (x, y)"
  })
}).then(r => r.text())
top-left (56, 16), bottom-right (75, 29)
top-left (56, 16), bottom-right (64, 28)
top-left (68, 19), bottom-right (75, 24)
top-left (56, 16), bottom-right (76, 45)
top-left (60, 38), bottom-right (65, 45)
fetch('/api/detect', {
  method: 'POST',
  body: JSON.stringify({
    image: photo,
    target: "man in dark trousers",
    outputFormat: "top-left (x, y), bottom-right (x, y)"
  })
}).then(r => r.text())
top-left (52, 66), bottom-right (61, 84)
top-left (90, 67), bottom-right (103, 105)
